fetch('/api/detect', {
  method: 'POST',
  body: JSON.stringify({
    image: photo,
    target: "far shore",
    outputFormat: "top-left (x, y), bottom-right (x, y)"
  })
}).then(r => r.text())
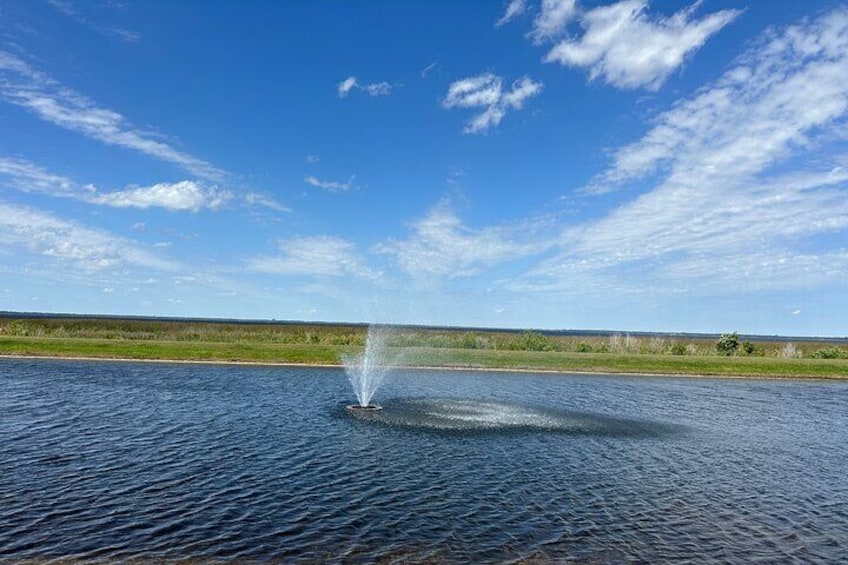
top-left (1, 317), bottom-right (846, 380)
top-left (2, 352), bottom-right (846, 381)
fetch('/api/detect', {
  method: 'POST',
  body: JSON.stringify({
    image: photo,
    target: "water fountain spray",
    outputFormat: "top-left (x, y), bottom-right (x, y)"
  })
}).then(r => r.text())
top-left (342, 325), bottom-right (392, 411)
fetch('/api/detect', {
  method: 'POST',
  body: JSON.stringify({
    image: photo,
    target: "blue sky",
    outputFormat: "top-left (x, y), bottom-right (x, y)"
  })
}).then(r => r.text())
top-left (1, 0), bottom-right (847, 336)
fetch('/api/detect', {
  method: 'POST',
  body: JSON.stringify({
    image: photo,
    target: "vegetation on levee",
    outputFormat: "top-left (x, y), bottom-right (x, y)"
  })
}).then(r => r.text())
top-left (1, 317), bottom-right (846, 378)
top-left (399, 348), bottom-right (848, 379)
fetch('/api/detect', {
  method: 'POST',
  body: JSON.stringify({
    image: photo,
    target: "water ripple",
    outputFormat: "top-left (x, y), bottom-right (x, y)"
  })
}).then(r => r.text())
top-left (0, 360), bottom-right (846, 563)
top-left (351, 397), bottom-right (682, 436)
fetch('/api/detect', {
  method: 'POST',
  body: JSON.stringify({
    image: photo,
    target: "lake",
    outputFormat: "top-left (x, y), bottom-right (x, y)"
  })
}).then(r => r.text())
top-left (1, 359), bottom-right (846, 563)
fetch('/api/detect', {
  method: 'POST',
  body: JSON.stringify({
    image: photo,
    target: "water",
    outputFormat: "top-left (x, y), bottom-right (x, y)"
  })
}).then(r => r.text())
top-left (341, 325), bottom-right (394, 407)
top-left (1, 359), bottom-right (846, 563)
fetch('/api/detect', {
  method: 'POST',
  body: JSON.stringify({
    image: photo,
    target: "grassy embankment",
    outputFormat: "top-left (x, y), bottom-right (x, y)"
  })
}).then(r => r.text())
top-left (1, 317), bottom-right (847, 379)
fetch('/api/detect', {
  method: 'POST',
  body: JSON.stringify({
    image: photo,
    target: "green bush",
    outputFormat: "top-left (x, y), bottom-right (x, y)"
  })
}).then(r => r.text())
top-left (460, 332), bottom-right (482, 349)
top-left (741, 340), bottom-right (765, 356)
top-left (670, 343), bottom-right (687, 356)
top-left (811, 347), bottom-right (848, 359)
top-left (519, 331), bottom-right (556, 352)
top-left (716, 332), bottom-right (740, 356)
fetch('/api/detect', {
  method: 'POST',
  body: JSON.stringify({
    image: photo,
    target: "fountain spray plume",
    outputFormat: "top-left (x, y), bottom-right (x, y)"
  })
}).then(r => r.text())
top-left (342, 325), bottom-right (397, 409)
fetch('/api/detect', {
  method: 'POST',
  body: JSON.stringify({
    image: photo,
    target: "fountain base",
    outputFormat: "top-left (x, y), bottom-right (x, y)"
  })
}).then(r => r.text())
top-left (346, 404), bottom-right (383, 412)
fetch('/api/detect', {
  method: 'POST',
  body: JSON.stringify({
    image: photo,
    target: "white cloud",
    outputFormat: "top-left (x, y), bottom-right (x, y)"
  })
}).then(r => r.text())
top-left (0, 51), bottom-right (224, 180)
top-left (243, 192), bottom-right (291, 213)
top-left (304, 174), bottom-right (356, 192)
top-left (519, 7), bottom-right (848, 294)
top-left (0, 156), bottom-right (91, 197)
top-left (444, 73), bottom-right (503, 108)
top-left (496, 0), bottom-right (527, 28)
top-left (420, 61), bottom-right (438, 78)
top-left (108, 28), bottom-right (141, 42)
top-left (544, 0), bottom-right (741, 90)
top-left (338, 76), bottom-right (357, 98)
top-left (89, 180), bottom-right (232, 211)
top-left (529, 0), bottom-right (578, 42)
top-left (376, 202), bottom-right (554, 281)
top-left (590, 8), bottom-right (848, 193)
top-left (247, 236), bottom-right (380, 280)
top-left (47, 0), bottom-right (140, 42)
top-left (0, 154), bottom-right (288, 213)
top-left (337, 76), bottom-right (393, 97)
top-left (443, 73), bottom-right (543, 134)
top-left (362, 82), bottom-right (392, 96)
top-left (0, 202), bottom-right (176, 272)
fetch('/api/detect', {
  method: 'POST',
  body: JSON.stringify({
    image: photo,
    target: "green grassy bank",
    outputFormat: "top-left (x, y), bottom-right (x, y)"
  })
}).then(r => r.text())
top-left (2, 335), bottom-right (847, 379)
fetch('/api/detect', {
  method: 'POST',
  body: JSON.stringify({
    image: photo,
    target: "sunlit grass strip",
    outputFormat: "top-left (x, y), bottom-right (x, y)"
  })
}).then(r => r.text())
top-left (1, 337), bottom-right (847, 379)
top-left (399, 348), bottom-right (848, 379)
top-left (0, 337), bottom-right (341, 365)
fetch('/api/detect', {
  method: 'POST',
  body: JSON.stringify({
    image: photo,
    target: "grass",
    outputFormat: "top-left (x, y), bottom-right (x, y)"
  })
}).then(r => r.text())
top-left (399, 347), bottom-right (848, 378)
top-left (2, 335), bottom-right (847, 379)
top-left (0, 336), bottom-right (342, 364)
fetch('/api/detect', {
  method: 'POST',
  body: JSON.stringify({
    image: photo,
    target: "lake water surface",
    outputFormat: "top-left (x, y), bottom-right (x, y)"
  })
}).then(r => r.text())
top-left (1, 359), bottom-right (846, 563)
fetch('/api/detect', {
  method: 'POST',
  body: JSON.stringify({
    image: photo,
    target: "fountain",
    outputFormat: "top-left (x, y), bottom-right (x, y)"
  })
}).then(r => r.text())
top-left (342, 325), bottom-right (393, 411)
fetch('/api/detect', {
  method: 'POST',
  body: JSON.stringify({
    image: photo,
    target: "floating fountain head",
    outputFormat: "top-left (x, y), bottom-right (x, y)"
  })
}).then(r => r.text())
top-left (342, 325), bottom-right (393, 410)
top-left (345, 404), bottom-right (383, 412)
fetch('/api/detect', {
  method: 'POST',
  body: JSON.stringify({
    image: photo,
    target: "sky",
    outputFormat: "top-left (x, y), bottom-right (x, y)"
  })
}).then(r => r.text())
top-left (1, 0), bottom-right (847, 336)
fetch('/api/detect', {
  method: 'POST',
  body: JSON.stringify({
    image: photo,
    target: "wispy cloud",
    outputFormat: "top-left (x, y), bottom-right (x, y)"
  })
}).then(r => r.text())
top-left (0, 51), bottom-right (225, 180)
top-left (541, 0), bottom-right (740, 90)
top-left (243, 192), bottom-right (291, 213)
top-left (338, 76), bottom-right (357, 98)
top-left (0, 202), bottom-right (176, 272)
top-left (420, 61), bottom-right (438, 78)
top-left (337, 76), bottom-right (394, 98)
top-left (529, 0), bottom-right (578, 42)
top-left (376, 202), bottom-right (554, 282)
top-left (247, 236), bottom-right (381, 280)
top-left (443, 72), bottom-right (542, 134)
top-left (89, 180), bottom-right (232, 212)
top-left (495, 0), bottom-right (528, 28)
top-left (304, 174), bottom-right (356, 192)
top-left (519, 7), bottom-right (848, 294)
top-left (47, 0), bottom-right (140, 43)
top-left (588, 7), bottom-right (848, 193)
top-left (0, 156), bottom-right (91, 197)
top-left (0, 155), bottom-right (277, 212)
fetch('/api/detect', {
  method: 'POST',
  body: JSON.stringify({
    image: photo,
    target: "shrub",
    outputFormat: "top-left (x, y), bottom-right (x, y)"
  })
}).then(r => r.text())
top-left (460, 332), bottom-right (481, 349)
top-left (811, 347), bottom-right (848, 360)
top-left (741, 340), bottom-right (764, 356)
top-left (594, 343), bottom-right (611, 353)
top-left (716, 332), bottom-right (740, 356)
top-left (518, 331), bottom-right (556, 352)
top-left (670, 343), bottom-right (687, 356)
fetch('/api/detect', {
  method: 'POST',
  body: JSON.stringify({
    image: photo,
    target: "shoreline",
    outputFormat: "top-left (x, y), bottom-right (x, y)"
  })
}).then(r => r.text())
top-left (2, 353), bottom-right (844, 381)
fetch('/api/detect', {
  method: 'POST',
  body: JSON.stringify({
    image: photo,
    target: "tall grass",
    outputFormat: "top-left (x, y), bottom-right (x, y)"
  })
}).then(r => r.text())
top-left (1, 317), bottom-right (846, 360)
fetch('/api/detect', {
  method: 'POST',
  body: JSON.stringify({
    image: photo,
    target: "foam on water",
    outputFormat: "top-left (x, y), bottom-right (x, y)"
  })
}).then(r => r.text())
top-left (347, 397), bottom-right (678, 436)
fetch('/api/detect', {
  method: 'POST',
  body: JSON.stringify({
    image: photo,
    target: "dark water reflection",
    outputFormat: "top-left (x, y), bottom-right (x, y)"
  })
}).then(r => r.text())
top-left (1, 359), bottom-right (846, 563)
top-left (346, 397), bottom-right (682, 437)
